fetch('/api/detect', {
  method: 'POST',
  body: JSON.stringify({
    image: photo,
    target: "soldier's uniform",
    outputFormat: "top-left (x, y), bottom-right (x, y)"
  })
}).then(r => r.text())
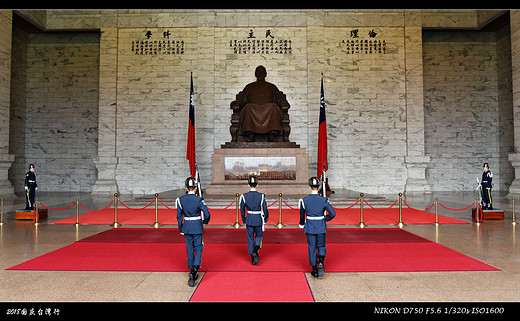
top-left (481, 163), bottom-right (493, 210)
top-left (299, 177), bottom-right (336, 277)
top-left (240, 176), bottom-right (269, 265)
top-left (24, 164), bottom-right (37, 210)
top-left (176, 177), bottom-right (211, 287)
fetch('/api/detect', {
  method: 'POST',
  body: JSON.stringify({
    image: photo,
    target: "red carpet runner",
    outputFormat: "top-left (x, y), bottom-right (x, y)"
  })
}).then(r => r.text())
top-left (8, 228), bottom-right (498, 302)
top-left (190, 272), bottom-right (314, 302)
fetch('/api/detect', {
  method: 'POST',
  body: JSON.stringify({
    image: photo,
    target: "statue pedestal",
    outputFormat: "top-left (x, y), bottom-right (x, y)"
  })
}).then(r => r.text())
top-left (206, 144), bottom-right (309, 197)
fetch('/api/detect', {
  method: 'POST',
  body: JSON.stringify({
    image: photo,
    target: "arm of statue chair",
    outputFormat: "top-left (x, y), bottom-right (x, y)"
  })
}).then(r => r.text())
top-left (230, 101), bottom-right (241, 111)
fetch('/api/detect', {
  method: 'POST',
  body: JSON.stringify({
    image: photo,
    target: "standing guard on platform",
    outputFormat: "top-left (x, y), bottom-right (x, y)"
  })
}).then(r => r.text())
top-left (299, 177), bottom-right (336, 277)
top-left (24, 164), bottom-right (37, 210)
top-left (240, 175), bottom-right (269, 265)
top-left (481, 163), bottom-right (493, 210)
top-left (176, 177), bottom-right (211, 287)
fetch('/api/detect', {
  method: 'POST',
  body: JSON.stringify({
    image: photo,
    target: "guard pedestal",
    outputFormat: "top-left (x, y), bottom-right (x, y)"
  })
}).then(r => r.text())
top-left (15, 209), bottom-right (48, 220)
top-left (471, 208), bottom-right (504, 221)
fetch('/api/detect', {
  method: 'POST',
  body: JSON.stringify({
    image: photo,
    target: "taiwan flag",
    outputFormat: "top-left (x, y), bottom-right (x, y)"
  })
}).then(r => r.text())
top-left (186, 73), bottom-right (196, 178)
top-left (317, 74), bottom-right (328, 178)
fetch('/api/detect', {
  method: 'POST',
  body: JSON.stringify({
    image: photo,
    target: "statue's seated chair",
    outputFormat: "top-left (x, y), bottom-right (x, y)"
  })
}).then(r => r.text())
top-left (230, 98), bottom-right (291, 142)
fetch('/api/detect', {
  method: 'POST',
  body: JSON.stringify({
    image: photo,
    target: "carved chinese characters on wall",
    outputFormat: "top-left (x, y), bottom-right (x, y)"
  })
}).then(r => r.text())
top-left (340, 29), bottom-right (387, 55)
top-left (131, 29), bottom-right (184, 56)
top-left (229, 29), bottom-right (292, 55)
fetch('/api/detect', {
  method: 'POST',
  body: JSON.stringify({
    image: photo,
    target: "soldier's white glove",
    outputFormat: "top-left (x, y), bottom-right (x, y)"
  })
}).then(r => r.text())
top-left (299, 224), bottom-right (304, 228)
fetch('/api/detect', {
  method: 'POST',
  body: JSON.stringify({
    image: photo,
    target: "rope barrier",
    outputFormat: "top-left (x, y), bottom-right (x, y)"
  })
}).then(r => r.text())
top-left (34, 196), bottom-right (478, 214)
top-left (332, 199), bottom-right (360, 210)
top-left (23, 192), bottom-right (488, 228)
top-left (38, 202), bottom-right (76, 211)
top-left (363, 199), bottom-right (376, 210)
top-left (439, 202), bottom-right (475, 212)
top-left (118, 199), bottom-right (155, 210)
top-left (223, 200), bottom-right (236, 209)
top-left (476, 202), bottom-right (483, 222)
top-left (78, 199), bottom-right (114, 212)
top-left (32, 195), bottom-right (479, 215)
top-left (158, 199), bottom-right (176, 210)
top-left (282, 200), bottom-right (298, 210)
top-left (207, 200), bottom-right (236, 210)
top-left (267, 200), bottom-right (278, 207)
top-left (402, 199), bottom-right (435, 212)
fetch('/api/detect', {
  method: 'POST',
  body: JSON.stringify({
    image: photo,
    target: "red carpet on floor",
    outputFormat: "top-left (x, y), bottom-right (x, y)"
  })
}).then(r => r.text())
top-left (9, 228), bottom-right (498, 273)
top-left (77, 227), bottom-right (430, 244)
top-left (189, 272), bottom-right (314, 302)
top-left (51, 207), bottom-right (469, 225)
top-left (8, 228), bottom-right (498, 302)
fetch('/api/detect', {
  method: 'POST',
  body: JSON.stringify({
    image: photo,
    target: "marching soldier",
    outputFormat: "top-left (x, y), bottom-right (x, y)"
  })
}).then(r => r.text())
top-left (24, 164), bottom-right (37, 210)
top-left (481, 163), bottom-right (493, 210)
top-left (299, 177), bottom-right (336, 277)
top-left (176, 177), bottom-right (211, 287)
top-left (240, 175), bottom-right (269, 265)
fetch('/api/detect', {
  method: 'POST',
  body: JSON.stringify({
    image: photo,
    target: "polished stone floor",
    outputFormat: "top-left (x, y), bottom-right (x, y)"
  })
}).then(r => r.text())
top-left (0, 190), bottom-right (519, 302)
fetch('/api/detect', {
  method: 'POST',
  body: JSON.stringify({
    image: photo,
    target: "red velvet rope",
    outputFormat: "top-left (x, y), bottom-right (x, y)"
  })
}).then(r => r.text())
top-left (332, 199), bottom-right (360, 210)
top-left (78, 199), bottom-right (114, 212)
top-left (159, 199), bottom-right (176, 210)
top-left (38, 202), bottom-right (76, 211)
top-left (439, 202), bottom-right (476, 211)
top-left (402, 199), bottom-right (435, 212)
top-left (118, 199), bottom-right (155, 210)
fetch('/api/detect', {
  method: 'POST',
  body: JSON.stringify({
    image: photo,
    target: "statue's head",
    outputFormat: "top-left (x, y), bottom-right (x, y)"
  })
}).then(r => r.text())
top-left (255, 65), bottom-right (267, 80)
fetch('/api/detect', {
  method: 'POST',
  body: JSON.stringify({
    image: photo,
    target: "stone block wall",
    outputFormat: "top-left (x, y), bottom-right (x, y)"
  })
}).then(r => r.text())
top-left (5, 10), bottom-right (515, 195)
top-left (109, 24), bottom-right (412, 194)
top-left (10, 31), bottom-right (99, 192)
top-left (423, 30), bottom-right (514, 191)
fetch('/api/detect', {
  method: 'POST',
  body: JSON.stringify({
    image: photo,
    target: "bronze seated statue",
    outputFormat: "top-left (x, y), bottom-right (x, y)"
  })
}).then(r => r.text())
top-left (230, 65), bottom-right (291, 143)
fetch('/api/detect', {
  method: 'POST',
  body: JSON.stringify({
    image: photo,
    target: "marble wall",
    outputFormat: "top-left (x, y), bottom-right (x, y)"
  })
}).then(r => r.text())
top-left (5, 10), bottom-right (515, 195)
top-left (102, 24), bottom-right (415, 194)
top-left (9, 31), bottom-right (100, 192)
top-left (423, 30), bottom-right (514, 192)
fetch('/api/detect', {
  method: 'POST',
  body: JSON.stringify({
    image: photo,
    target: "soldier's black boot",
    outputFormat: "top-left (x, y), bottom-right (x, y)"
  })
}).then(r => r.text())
top-left (311, 265), bottom-right (319, 277)
top-left (317, 256), bottom-right (325, 277)
top-left (188, 265), bottom-right (199, 287)
top-left (251, 245), bottom-right (260, 265)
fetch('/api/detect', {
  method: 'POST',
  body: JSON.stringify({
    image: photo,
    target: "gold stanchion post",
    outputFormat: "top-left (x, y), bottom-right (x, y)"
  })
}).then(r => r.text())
top-left (274, 193), bottom-right (286, 229)
top-left (34, 198), bottom-right (40, 226)
top-left (356, 193), bottom-right (367, 228)
top-left (512, 197), bottom-right (517, 226)
top-left (433, 198), bottom-right (440, 226)
top-left (151, 193), bottom-right (162, 228)
top-left (0, 197), bottom-right (5, 226)
top-left (231, 193), bottom-right (243, 229)
top-left (73, 198), bottom-right (81, 227)
top-left (110, 193), bottom-right (123, 228)
top-left (475, 197), bottom-right (481, 226)
top-left (395, 192), bottom-right (407, 228)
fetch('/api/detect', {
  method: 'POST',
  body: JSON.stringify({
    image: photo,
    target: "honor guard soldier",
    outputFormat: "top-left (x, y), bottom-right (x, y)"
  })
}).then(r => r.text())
top-left (481, 163), bottom-right (493, 210)
top-left (24, 164), bottom-right (37, 210)
top-left (176, 177), bottom-right (211, 287)
top-left (240, 175), bottom-right (269, 265)
top-left (299, 177), bottom-right (336, 277)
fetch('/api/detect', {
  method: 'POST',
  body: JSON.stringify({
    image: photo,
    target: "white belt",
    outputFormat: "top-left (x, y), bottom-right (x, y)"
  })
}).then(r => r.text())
top-left (184, 216), bottom-right (201, 221)
top-left (248, 210), bottom-right (262, 214)
top-left (306, 216), bottom-right (325, 220)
